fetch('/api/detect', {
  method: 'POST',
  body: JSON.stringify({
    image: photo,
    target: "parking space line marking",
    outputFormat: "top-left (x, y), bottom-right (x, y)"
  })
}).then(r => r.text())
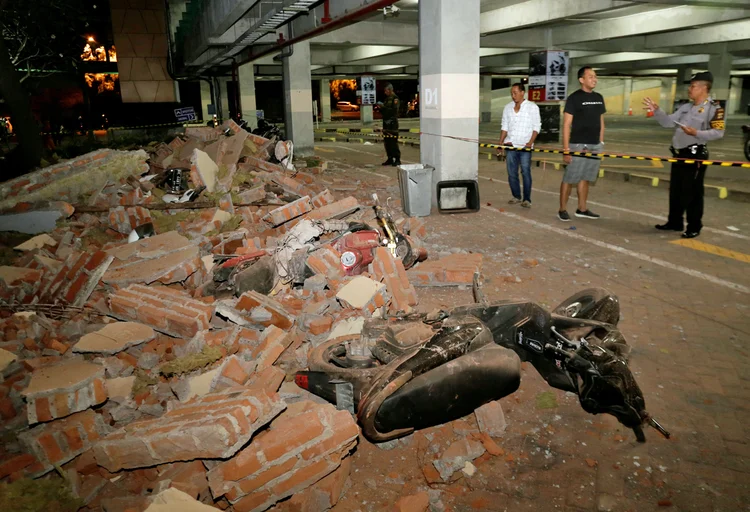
top-left (477, 174), bottom-right (750, 241)
top-left (482, 206), bottom-right (750, 295)
top-left (670, 239), bottom-right (750, 263)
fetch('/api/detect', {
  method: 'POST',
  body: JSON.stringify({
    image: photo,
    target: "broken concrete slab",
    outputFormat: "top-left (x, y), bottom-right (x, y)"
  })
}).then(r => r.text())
top-left (104, 245), bottom-right (201, 286)
top-left (206, 400), bottom-right (359, 509)
top-left (0, 203), bottom-right (73, 235)
top-left (93, 387), bottom-right (286, 472)
top-left (22, 359), bottom-right (107, 424)
top-left (73, 322), bottom-right (156, 355)
top-left (14, 233), bottom-right (57, 252)
top-left (108, 284), bottom-right (214, 338)
top-left (19, 409), bottom-right (110, 477)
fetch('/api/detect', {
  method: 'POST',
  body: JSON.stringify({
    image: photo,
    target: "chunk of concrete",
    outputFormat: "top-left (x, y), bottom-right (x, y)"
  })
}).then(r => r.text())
top-left (192, 149), bottom-right (218, 192)
top-left (171, 368), bottom-right (220, 402)
top-left (106, 376), bottom-right (136, 401)
top-left (14, 234), bottom-right (57, 251)
top-left (0, 347), bottom-right (18, 372)
top-left (73, 322), bottom-right (156, 355)
top-left (145, 488), bottom-right (218, 512)
top-left (336, 276), bottom-right (387, 310)
top-left (474, 400), bottom-right (507, 437)
top-left (432, 438), bottom-right (485, 481)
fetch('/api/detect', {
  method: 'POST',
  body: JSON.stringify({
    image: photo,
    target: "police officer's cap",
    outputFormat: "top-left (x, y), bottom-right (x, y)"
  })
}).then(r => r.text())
top-left (685, 71), bottom-right (713, 84)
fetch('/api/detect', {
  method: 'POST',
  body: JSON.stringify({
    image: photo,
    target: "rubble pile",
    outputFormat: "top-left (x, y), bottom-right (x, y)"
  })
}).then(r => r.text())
top-left (0, 119), bottom-right (485, 511)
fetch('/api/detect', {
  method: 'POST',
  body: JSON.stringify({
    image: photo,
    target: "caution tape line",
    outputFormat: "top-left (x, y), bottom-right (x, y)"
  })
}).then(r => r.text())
top-left (315, 129), bottom-right (750, 168)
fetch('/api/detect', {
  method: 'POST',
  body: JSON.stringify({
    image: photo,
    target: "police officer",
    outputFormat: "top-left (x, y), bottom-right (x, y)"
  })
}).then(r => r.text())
top-left (378, 83), bottom-right (401, 166)
top-left (643, 71), bottom-right (725, 239)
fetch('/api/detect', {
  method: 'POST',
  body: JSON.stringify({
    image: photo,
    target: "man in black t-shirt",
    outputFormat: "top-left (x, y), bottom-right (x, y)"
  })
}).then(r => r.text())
top-left (558, 66), bottom-right (606, 222)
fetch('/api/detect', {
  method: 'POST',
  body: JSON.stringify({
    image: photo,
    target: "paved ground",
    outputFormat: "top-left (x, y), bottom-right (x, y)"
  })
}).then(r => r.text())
top-left (316, 115), bottom-right (750, 193)
top-left (317, 142), bottom-right (750, 512)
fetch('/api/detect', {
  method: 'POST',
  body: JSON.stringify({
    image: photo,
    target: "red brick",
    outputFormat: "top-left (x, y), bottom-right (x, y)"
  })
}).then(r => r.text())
top-left (53, 392), bottom-right (71, 418)
top-left (37, 433), bottom-right (65, 464)
top-left (0, 396), bottom-right (16, 420)
top-left (304, 197), bottom-right (359, 222)
top-left (220, 356), bottom-right (249, 385)
top-left (233, 491), bottom-right (273, 512)
top-left (256, 410), bottom-right (326, 462)
top-left (308, 316), bottom-right (333, 336)
top-left (35, 396), bottom-right (53, 422)
top-left (236, 291), bottom-right (295, 330)
top-left (270, 456), bottom-right (338, 497)
top-left (0, 454), bottom-right (37, 479)
top-left (63, 426), bottom-right (84, 452)
top-left (234, 457), bottom-right (297, 498)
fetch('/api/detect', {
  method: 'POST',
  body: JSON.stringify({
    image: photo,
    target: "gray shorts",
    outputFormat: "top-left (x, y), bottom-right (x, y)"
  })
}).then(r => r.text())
top-left (563, 143), bottom-right (603, 184)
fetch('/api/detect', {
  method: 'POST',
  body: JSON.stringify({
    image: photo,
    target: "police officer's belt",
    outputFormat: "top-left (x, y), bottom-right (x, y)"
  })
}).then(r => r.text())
top-left (670, 144), bottom-right (708, 159)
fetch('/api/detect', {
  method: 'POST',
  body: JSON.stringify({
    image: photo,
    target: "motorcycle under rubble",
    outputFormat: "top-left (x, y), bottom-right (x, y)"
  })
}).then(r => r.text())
top-left (296, 288), bottom-right (670, 443)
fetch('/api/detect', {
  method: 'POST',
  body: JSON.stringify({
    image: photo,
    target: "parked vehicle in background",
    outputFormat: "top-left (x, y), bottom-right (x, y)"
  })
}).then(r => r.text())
top-left (743, 125), bottom-right (750, 161)
top-left (336, 101), bottom-right (360, 112)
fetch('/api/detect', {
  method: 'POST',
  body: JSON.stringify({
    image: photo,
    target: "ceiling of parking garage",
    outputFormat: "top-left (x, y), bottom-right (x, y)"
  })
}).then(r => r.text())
top-left (183, 0), bottom-right (750, 78)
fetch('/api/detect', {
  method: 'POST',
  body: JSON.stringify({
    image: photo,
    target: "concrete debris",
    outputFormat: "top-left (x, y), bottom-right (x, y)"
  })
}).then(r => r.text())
top-left (73, 322), bottom-right (155, 355)
top-left (432, 438), bottom-right (486, 481)
top-left (0, 127), bottom-right (442, 511)
top-left (474, 400), bottom-right (507, 437)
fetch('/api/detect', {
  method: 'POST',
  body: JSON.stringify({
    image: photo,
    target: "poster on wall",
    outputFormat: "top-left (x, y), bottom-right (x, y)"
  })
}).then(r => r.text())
top-left (360, 76), bottom-right (376, 105)
top-left (528, 50), bottom-right (568, 102)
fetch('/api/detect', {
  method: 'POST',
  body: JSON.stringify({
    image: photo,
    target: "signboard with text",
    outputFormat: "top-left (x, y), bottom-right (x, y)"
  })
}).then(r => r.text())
top-left (528, 51), bottom-right (569, 102)
top-left (174, 107), bottom-right (197, 122)
top-left (360, 76), bottom-right (376, 105)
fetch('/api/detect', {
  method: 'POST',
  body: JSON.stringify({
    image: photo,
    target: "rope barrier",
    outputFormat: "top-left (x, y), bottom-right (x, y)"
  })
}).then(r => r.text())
top-left (314, 128), bottom-right (750, 169)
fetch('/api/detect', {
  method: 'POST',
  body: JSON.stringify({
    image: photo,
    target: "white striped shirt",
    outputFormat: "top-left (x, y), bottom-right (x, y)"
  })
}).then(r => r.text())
top-left (501, 100), bottom-right (541, 148)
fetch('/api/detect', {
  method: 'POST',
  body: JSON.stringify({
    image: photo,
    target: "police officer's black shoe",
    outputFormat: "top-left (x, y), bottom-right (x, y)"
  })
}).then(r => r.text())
top-left (393, 160), bottom-right (401, 166)
top-left (382, 159), bottom-right (393, 166)
top-left (655, 223), bottom-right (683, 231)
top-left (682, 231), bottom-right (700, 239)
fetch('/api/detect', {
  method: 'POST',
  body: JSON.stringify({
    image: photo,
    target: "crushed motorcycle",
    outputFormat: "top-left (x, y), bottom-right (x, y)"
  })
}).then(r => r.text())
top-left (296, 287), bottom-right (670, 443)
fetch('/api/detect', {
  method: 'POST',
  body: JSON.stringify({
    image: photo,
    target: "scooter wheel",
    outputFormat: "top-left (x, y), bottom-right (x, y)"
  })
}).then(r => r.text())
top-left (308, 334), bottom-right (383, 382)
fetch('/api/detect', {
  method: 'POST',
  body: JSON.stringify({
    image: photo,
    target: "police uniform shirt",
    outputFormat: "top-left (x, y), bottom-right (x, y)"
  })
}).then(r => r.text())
top-left (653, 98), bottom-right (725, 149)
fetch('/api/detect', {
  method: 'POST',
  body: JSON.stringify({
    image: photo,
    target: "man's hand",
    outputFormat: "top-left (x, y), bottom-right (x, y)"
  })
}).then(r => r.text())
top-left (496, 145), bottom-right (505, 157)
top-left (642, 97), bottom-right (659, 112)
top-left (525, 142), bottom-right (534, 149)
top-left (563, 153), bottom-right (573, 164)
top-left (680, 125), bottom-right (698, 136)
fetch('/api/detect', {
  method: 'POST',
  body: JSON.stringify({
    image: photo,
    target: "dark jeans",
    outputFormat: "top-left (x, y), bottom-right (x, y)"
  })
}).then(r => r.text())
top-left (506, 149), bottom-right (532, 202)
top-left (668, 159), bottom-right (706, 233)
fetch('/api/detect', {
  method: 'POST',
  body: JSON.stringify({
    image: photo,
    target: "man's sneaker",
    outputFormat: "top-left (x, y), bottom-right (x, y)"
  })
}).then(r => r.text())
top-left (521, 200), bottom-right (531, 208)
top-left (575, 209), bottom-right (600, 219)
top-left (508, 198), bottom-right (522, 204)
top-left (558, 210), bottom-right (571, 222)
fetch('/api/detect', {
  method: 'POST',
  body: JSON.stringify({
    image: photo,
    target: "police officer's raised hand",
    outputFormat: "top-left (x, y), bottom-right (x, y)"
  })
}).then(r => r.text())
top-left (642, 97), bottom-right (658, 112)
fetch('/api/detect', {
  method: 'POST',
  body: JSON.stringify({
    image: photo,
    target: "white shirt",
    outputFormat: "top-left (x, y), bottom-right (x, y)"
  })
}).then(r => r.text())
top-left (501, 99), bottom-right (542, 148)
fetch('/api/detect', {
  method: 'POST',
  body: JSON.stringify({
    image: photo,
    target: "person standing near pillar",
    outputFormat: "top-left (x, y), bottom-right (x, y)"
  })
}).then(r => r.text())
top-left (642, 71), bottom-right (725, 239)
top-left (558, 66), bottom-right (606, 222)
top-left (378, 83), bottom-right (401, 166)
top-left (497, 83), bottom-right (540, 208)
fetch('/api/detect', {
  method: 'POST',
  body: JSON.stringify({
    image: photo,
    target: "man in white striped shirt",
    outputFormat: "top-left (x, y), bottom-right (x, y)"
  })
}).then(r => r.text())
top-left (497, 83), bottom-right (541, 207)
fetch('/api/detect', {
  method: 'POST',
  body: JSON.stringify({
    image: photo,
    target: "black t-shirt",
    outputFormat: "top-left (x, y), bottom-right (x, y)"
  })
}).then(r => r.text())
top-left (564, 89), bottom-right (606, 144)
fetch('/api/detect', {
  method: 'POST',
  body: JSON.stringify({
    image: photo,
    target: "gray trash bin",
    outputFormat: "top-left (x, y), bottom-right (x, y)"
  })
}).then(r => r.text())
top-left (397, 164), bottom-right (434, 217)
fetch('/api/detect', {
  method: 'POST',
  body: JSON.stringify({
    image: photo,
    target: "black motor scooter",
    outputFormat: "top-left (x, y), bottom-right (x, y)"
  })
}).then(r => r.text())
top-left (296, 288), bottom-right (670, 443)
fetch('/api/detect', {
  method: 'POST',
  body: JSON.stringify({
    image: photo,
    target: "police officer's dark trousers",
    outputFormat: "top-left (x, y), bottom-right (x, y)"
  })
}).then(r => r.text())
top-left (668, 147), bottom-right (707, 233)
top-left (383, 118), bottom-right (400, 163)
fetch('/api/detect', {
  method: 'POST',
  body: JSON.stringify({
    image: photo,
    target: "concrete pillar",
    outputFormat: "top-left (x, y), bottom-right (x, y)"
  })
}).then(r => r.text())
top-left (659, 77), bottom-right (674, 114)
top-left (480, 76), bottom-right (492, 123)
top-left (567, 59), bottom-right (581, 97)
top-left (419, 0), bottom-right (480, 209)
top-left (320, 79), bottom-right (331, 122)
top-left (282, 41), bottom-right (314, 156)
top-left (200, 80), bottom-right (211, 121)
top-left (239, 62), bottom-right (257, 130)
top-left (708, 49), bottom-right (731, 102)
top-left (218, 77), bottom-right (230, 120)
top-left (622, 77), bottom-right (632, 115)
top-left (728, 77), bottom-right (742, 115)
top-left (361, 105), bottom-right (373, 125)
